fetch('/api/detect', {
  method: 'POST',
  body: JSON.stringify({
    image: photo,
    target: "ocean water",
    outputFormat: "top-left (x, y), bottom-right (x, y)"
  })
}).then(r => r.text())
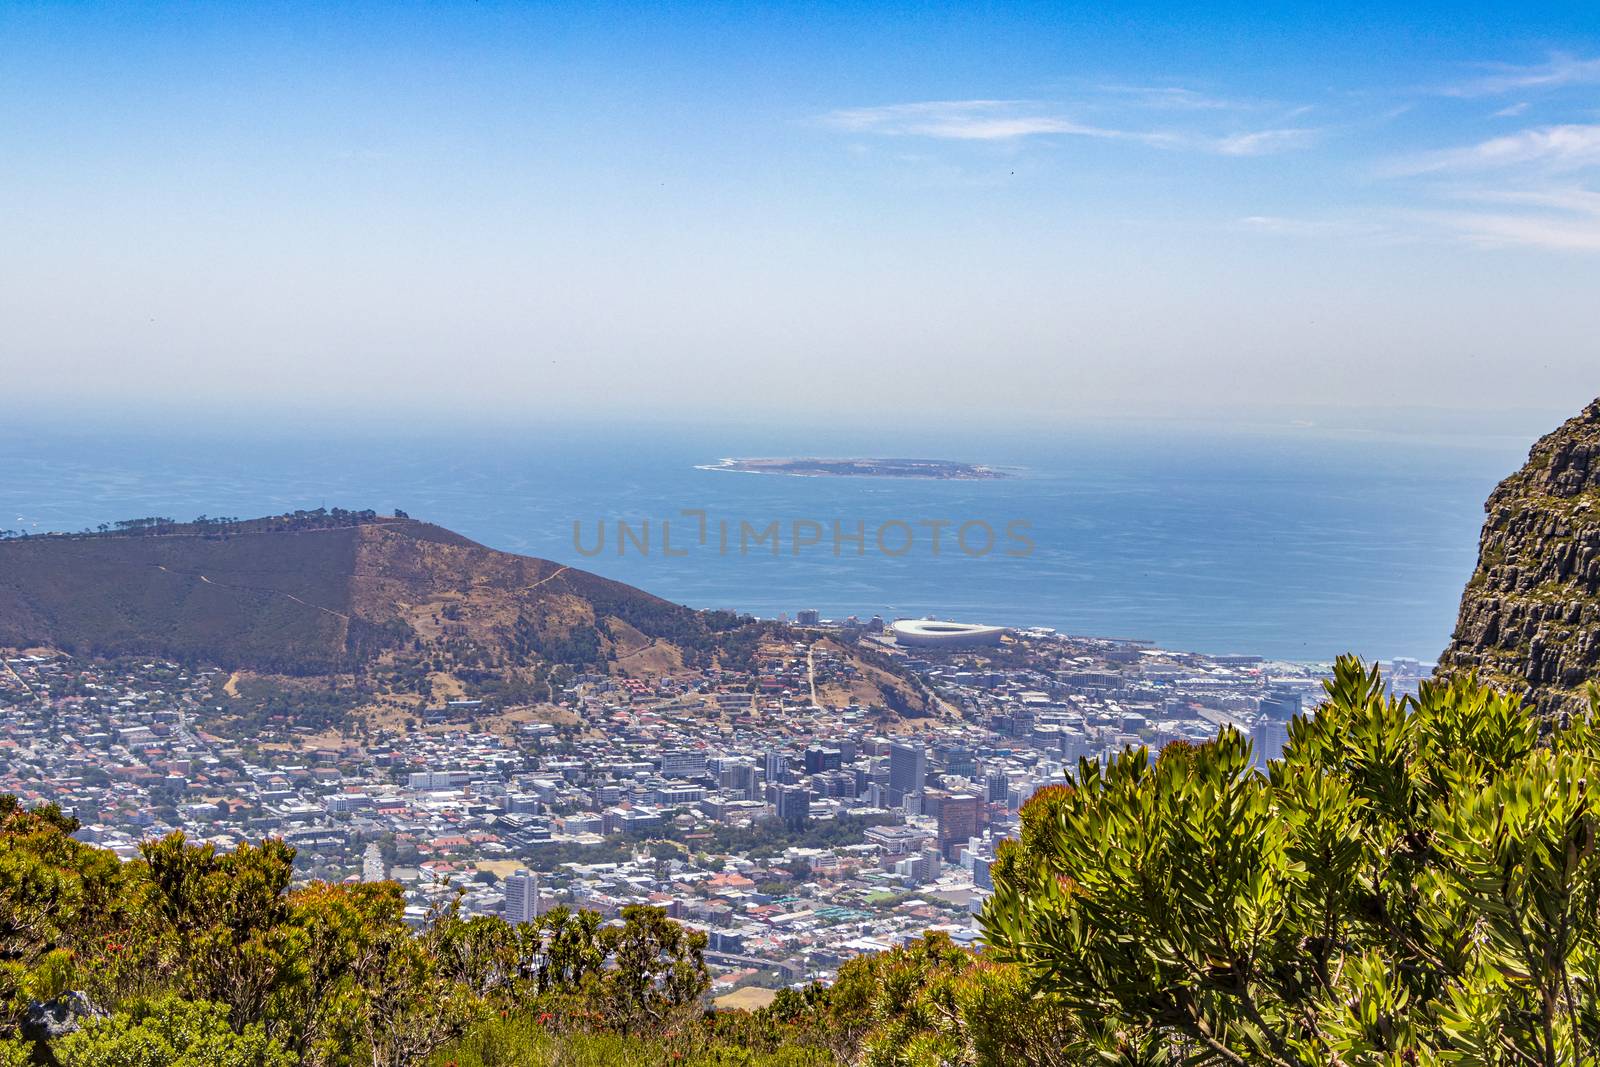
top-left (0, 415), bottom-right (1541, 663)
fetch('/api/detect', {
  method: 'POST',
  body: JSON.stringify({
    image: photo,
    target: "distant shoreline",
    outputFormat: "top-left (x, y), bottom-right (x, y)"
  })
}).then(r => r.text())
top-left (696, 457), bottom-right (1010, 480)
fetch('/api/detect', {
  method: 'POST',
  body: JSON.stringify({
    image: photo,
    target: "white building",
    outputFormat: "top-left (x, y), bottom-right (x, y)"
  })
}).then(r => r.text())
top-left (503, 868), bottom-right (539, 924)
top-left (659, 751), bottom-right (707, 778)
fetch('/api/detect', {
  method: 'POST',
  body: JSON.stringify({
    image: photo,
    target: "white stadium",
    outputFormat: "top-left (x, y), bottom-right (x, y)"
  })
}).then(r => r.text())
top-left (889, 618), bottom-right (1009, 648)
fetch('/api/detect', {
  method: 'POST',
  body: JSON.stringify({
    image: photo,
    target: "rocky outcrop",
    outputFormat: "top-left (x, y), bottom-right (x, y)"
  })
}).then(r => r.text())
top-left (22, 991), bottom-right (107, 1040)
top-left (1439, 398), bottom-right (1600, 716)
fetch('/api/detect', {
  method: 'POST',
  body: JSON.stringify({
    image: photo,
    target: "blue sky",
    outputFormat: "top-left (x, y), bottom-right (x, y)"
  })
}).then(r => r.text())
top-left (2, 2), bottom-right (1597, 426)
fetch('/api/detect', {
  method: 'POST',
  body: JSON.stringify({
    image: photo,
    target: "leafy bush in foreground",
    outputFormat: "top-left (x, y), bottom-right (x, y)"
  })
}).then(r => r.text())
top-left (430, 1015), bottom-right (829, 1067)
top-left (980, 656), bottom-right (1600, 1066)
top-left (0, 799), bottom-right (709, 1065)
top-left (54, 997), bottom-right (291, 1067)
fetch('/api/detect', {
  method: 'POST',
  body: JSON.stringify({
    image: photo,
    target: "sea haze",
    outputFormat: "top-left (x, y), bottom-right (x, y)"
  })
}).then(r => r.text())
top-left (0, 416), bottom-right (1535, 663)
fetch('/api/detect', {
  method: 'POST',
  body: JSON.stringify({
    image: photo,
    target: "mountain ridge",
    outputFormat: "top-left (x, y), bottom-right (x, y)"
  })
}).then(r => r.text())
top-left (0, 510), bottom-right (746, 678)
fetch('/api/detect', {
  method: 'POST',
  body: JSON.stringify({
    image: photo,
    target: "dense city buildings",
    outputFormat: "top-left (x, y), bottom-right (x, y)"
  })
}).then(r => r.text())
top-left (0, 622), bottom-right (1416, 991)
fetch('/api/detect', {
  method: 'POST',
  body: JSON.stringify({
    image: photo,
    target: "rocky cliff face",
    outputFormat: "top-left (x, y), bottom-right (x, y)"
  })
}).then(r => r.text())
top-left (1439, 398), bottom-right (1600, 716)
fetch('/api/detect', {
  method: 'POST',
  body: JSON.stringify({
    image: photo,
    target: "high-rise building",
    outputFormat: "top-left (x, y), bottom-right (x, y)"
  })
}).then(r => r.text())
top-left (1259, 687), bottom-right (1302, 721)
top-left (938, 794), bottom-right (981, 859)
top-left (775, 785), bottom-right (811, 829)
top-left (503, 869), bottom-right (539, 924)
top-left (764, 749), bottom-right (787, 784)
top-left (1253, 718), bottom-right (1290, 770)
top-left (941, 746), bottom-right (977, 779)
top-left (1253, 686), bottom-right (1301, 769)
top-left (804, 746), bottom-right (841, 774)
top-left (888, 741), bottom-right (927, 806)
top-left (985, 771), bottom-right (1010, 803)
top-left (719, 762), bottom-right (756, 793)
top-left (796, 609), bottom-right (821, 626)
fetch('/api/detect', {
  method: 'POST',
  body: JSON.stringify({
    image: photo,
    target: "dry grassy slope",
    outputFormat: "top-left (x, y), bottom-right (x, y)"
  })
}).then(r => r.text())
top-left (828, 638), bottom-right (946, 720)
top-left (349, 522), bottom-right (678, 664)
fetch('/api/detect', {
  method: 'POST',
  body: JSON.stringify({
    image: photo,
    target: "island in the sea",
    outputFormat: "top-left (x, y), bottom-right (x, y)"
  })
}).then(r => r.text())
top-left (700, 457), bottom-right (1009, 479)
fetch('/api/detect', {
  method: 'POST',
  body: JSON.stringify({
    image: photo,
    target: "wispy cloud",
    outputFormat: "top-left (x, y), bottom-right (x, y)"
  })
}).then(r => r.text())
top-left (1094, 84), bottom-right (1240, 111)
top-left (1236, 215), bottom-right (1385, 238)
top-left (1411, 186), bottom-right (1600, 251)
top-left (820, 50), bottom-right (1600, 257)
top-left (1381, 104), bottom-right (1600, 251)
top-left (1442, 52), bottom-right (1600, 97)
top-left (1391, 123), bottom-right (1600, 175)
top-left (818, 99), bottom-right (1317, 155)
top-left (1462, 186), bottom-right (1600, 214)
top-left (1214, 128), bottom-right (1318, 156)
top-left (1421, 209), bottom-right (1600, 251)
top-left (822, 101), bottom-right (1116, 141)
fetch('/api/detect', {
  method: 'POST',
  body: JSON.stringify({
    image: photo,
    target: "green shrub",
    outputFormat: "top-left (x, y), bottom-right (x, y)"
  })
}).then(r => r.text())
top-left (54, 997), bottom-right (291, 1067)
top-left (432, 1017), bottom-right (828, 1067)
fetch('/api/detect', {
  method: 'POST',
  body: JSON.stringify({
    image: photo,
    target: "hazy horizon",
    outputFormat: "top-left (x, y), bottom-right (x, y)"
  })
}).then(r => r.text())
top-left (3, 2), bottom-right (1598, 424)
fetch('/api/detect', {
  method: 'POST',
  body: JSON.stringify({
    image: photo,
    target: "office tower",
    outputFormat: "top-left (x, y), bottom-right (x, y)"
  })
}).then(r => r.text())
top-left (1259, 686), bottom-right (1302, 722)
top-left (719, 762), bottom-right (755, 793)
top-left (775, 785), bottom-right (811, 829)
top-left (986, 770), bottom-right (1010, 803)
top-left (938, 794), bottom-right (981, 859)
top-left (888, 741), bottom-right (927, 806)
top-left (1253, 717), bottom-right (1291, 770)
top-left (804, 746), bottom-right (841, 774)
top-left (1253, 686), bottom-right (1301, 769)
top-left (972, 853), bottom-right (994, 891)
top-left (503, 868), bottom-right (539, 924)
top-left (941, 746), bottom-right (976, 779)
